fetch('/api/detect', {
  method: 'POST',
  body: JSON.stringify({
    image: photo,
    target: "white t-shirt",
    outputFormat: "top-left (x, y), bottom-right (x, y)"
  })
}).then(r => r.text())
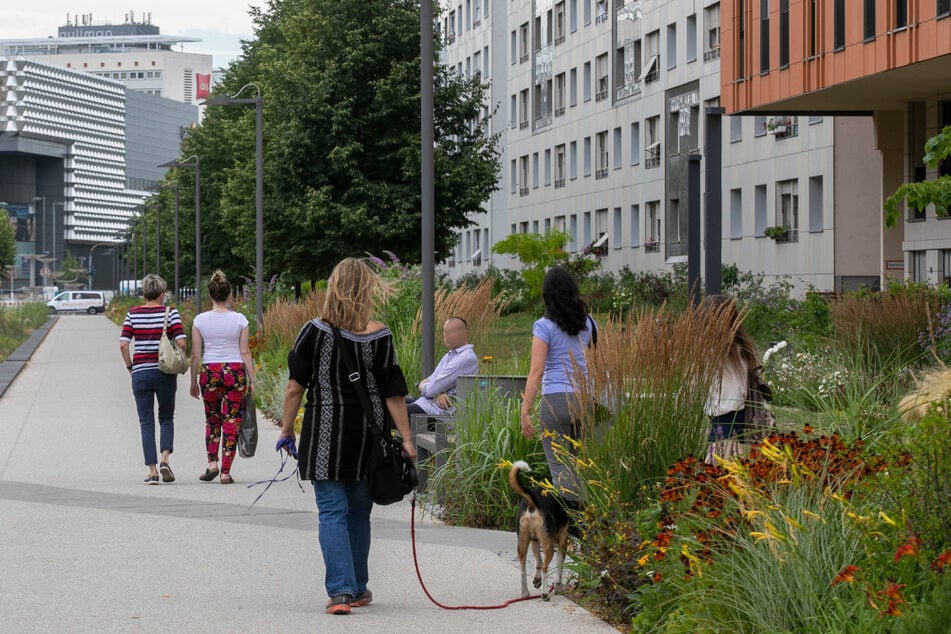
top-left (193, 310), bottom-right (249, 363)
top-left (704, 357), bottom-right (749, 416)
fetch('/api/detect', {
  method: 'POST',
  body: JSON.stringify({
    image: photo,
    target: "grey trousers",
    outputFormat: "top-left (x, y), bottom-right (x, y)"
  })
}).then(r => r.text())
top-left (538, 392), bottom-right (583, 503)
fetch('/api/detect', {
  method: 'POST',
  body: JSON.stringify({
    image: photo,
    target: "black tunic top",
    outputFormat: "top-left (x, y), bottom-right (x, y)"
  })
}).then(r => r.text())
top-left (287, 318), bottom-right (407, 481)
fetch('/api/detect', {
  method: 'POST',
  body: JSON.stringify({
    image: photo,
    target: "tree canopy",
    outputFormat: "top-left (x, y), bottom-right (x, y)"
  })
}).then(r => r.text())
top-left (0, 209), bottom-right (15, 280)
top-left (159, 0), bottom-right (500, 289)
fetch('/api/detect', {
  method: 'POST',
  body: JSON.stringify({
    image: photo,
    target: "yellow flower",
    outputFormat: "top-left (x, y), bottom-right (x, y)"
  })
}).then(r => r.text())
top-left (637, 554), bottom-right (650, 567)
top-left (802, 509), bottom-right (823, 521)
top-left (879, 511), bottom-right (898, 527)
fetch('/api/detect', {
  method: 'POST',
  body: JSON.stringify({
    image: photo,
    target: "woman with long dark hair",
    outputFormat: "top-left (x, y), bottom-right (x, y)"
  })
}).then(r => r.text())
top-left (520, 267), bottom-right (596, 509)
top-left (703, 294), bottom-right (759, 463)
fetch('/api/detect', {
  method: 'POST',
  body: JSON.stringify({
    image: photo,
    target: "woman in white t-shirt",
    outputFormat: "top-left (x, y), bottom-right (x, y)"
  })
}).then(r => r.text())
top-left (189, 270), bottom-right (255, 483)
top-left (703, 295), bottom-right (759, 464)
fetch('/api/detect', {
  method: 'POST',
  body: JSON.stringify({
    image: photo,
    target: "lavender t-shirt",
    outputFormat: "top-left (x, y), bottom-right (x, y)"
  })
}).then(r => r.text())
top-left (532, 316), bottom-right (595, 395)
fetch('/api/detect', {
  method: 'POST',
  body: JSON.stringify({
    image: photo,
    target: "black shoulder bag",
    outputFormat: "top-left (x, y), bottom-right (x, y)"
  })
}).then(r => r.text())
top-left (332, 327), bottom-right (417, 505)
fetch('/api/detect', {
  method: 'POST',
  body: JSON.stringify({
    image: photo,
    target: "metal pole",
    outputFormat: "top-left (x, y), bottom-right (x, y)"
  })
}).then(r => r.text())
top-left (155, 199), bottom-right (160, 273)
top-left (133, 223), bottom-right (138, 282)
top-left (705, 107), bottom-right (724, 296)
top-left (173, 184), bottom-right (179, 300)
top-left (421, 0), bottom-right (435, 377)
top-left (195, 160), bottom-right (201, 314)
top-left (255, 94), bottom-right (264, 331)
top-left (141, 212), bottom-right (146, 275)
top-left (688, 154), bottom-right (702, 306)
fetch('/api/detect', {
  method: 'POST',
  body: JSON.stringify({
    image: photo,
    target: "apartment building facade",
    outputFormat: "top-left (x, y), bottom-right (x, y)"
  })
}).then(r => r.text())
top-left (442, 0), bottom-right (882, 292)
top-left (721, 0), bottom-right (951, 285)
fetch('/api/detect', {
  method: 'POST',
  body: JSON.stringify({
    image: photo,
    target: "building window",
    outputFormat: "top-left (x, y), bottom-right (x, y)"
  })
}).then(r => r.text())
top-left (631, 204), bottom-right (641, 247)
top-left (730, 188), bottom-right (743, 238)
top-left (570, 0), bottom-right (578, 31)
top-left (615, 39), bottom-right (639, 100)
top-left (569, 214), bottom-right (578, 251)
top-left (646, 201), bottom-right (661, 250)
top-left (595, 53), bottom-right (609, 101)
top-left (555, 1), bottom-right (566, 43)
top-left (583, 211), bottom-right (592, 246)
top-left (595, 130), bottom-right (609, 179)
top-left (555, 73), bottom-right (567, 116)
top-left (864, 0), bottom-right (876, 39)
top-left (519, 89), bottom-right (529, 129)
top-left (808, 0), bottom-right (818, 57)
top-left (738, 0), bottom-right (746, 76)
top-left (596, 0), bottom-right (608, 24)
top-left (809, 175), bottom-right (824, 231)
top-left (510, 159), bottom-right (517, 194)
top-left (510, 94), bottom-right (517, 128)
top-left (754, 115), bottom-right (767, 136)
top-left (631, 122), bottom-right (641, 165)
top-left (645, 30), bottom-right (661, 83)
top-left (754, 184), bottom-right (768, 235)
top-left (583, 61), bottom-right (592, 101)
top-left (544, 149), bottom-right (552, 186)
top-left (687, 14), bottom-right (698, 62)
top-left (519, 156), bottom-right (530, 196)
top-left (511, 30), bottom-right (517, 64)
top-left (583, 136), bottom-right (592, 176)
top-left (532, 152), bottom-right (540, 189)
top-left (833, 0), bottom-right (845, 50)
top-left (940, 0), bottom-right (951, 17)
top-left (943, 250), bottom-right (951, 287)
top-left (730, 116), bottom-right (742, 142)
top-left (555, 145), bottom-right (567, 188)
top-left (760, 0), bottom-right (770, 72)
top-left (569, 68), bottom-right (578, 106)
top-left (520, 23), bottom-right (530, 62)
top-left (569, 141), bottom-right (578, 179)
top-left (667, 23), bottom-right (677, 70)
top-left (613, 127), bottom-right (623, 170)
top-left (613, 207), bottom-right (623, 249)
top-left (776, 179), bottom-right (799, 240)
top-left (645, 116), bottom-right (661, 168)
top-left (779, 0), bottom-right (789, 67)
top-left (704, 4), bottom-right (721, 61)
top-left (895, 0), bottom-right (908, 28)
top-left (584, 0), bottom-right (592, 25)
top-left (909, 166), bottom-right (928, 220)
top-left (555, 215), bottom-right (566, 233)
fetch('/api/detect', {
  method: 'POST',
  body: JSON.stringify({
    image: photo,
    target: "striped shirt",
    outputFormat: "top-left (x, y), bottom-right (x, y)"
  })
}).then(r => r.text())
top-left (120, 305), bottom-right (186, 374)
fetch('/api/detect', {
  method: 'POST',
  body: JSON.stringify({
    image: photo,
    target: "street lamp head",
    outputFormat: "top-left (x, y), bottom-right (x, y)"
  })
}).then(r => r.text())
top-left (158, 154), bottom-right (199, 169)
top-left (200, 82), bottom-right (261, 107)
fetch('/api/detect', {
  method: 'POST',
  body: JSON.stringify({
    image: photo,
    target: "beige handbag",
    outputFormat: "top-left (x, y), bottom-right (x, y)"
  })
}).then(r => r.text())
top-left (158, 307), bottom-right (189, 374)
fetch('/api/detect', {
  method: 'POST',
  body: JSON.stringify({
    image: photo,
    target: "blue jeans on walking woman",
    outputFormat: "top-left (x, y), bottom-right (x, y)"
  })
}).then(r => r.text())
top-left (132, 369), bottom-right (178, 465)
top-left (312, 479), bottom-right (373, 599)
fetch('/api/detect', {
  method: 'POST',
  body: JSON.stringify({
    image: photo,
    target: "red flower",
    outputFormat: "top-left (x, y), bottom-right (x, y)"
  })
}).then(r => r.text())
top-left (881, 599), bottom-right (905, 617)
top-left (802, 424), bottom-right (814, 434)
top-left (876, 583), bottom-right (906, 601)
top-left (831, 565), bottom-right (860, 586)
top-left (932, 550), bottom-right (951, 572)
top-left (894, 535), bottom-right (921, 562)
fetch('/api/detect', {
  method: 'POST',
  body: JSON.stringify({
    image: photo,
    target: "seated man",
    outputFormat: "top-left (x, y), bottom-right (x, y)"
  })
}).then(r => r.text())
top-left (406, 316), bottom-right (479, 417)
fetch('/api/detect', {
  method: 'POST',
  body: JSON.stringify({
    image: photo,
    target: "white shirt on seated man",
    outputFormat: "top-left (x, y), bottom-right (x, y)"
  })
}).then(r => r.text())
top-left (406, 316), bottom-right (479, 417)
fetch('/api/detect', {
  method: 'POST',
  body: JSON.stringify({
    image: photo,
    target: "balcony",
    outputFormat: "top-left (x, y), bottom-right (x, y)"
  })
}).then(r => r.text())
top-left (555, 34), bottom-right (566, 45)
top-left (519, 187), bottom-right (530, 197)
top-left (595, 89), bottom-right (608, 102)
top-left (616, 82), bottom-right (642, 101)
top-left (519, 120), bottom-right (529, 130)
top-left (473, 18), bottom-right (481, 28)
top-left (595, 167), bottom-right (609, 180)
top-left (535, 113), bottom-right (553, 129)
top-left (644, 240), bottom-right (660, 252)
top-left (645, 143), bottom-right (661, 169)
top-left (554, 105), bottom-right (566, 117)
top-left (764, 226), bottom-right (799, 243)
top-left (554, 178), bottom-right (566, 189)
top-left (644, 67), bottom-right (660, 84)
top-left (520, 53), bottom-right (529, 63)
top-left (446, 32), bottom-right (456, 44)
top-left (703, 47), bottom-right (721, 61)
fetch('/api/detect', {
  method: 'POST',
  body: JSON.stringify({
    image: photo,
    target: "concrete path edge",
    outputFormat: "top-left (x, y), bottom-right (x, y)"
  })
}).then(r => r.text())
top-left (0, 314), bottom-right (58, 398)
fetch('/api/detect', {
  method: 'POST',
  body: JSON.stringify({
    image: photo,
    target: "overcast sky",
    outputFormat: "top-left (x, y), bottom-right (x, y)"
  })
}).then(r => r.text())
top-left (0, 1), bottom-right (264, 69)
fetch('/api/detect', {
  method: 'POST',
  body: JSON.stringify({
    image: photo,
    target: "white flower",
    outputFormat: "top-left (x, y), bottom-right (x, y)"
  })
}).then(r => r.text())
top-left (763, 340), bottom-right (788, 364)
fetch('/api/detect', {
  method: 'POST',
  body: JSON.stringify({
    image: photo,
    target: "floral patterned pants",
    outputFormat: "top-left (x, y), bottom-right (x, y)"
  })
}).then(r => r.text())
top-left (199, 363), bottom-right (248, 475)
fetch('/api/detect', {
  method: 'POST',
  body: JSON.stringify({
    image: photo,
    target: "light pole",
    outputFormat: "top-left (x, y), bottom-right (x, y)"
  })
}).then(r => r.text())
top-left (144, 197), bottom-right (160, 274)
top-left (421, 0), bottom-right (436, 377)
top-left (88, 241), bottom-right (114, 289)
top-left (33, 195), bottom-right (46, 257)
top-left (202, 83), bottom-right (264, 330)
top-left (160, 182), bottom-right (180, 299)
top-left (159, 155), bottom-right (200, 313)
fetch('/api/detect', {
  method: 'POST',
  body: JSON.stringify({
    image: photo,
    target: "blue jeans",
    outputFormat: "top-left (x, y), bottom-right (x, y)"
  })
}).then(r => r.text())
top-left (131, 369), bottom-right (178, 466)
top-left (312, 479), bottom-right (373, 599)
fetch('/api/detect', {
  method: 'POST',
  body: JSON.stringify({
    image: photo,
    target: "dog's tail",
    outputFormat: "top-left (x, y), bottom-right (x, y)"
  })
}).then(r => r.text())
top-left (508, 460), bottom-right (541, 511)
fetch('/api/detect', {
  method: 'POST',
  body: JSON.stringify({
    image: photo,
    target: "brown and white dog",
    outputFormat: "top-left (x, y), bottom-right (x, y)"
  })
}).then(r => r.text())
top-left (508, 460), bottom-right (571, 600)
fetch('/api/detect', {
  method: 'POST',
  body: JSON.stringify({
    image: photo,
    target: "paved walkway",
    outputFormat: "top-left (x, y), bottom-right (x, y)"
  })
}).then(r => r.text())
top-left (0, 315), bottom-right (614, 632)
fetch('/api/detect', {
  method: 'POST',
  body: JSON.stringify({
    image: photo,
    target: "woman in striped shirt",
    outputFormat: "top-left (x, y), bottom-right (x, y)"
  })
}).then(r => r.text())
top-left (119, 274), bottom-right (187, 484)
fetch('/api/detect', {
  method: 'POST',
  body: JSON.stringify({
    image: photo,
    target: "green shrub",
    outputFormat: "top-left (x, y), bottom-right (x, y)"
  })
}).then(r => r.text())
top-left (0, 302), bottom-right (49, 361)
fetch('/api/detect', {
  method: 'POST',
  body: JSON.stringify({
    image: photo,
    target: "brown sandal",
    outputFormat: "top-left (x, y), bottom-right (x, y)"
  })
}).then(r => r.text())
top-left (220, 474), bottom-right (234, 484)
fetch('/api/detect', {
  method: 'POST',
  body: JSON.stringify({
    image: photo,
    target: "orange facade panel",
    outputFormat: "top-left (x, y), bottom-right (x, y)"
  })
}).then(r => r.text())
top-left (722, 0), bottom-right (951, 114)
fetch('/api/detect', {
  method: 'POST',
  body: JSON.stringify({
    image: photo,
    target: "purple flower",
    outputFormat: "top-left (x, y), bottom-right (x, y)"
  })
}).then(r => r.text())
top-left (368, 255), bottom-right (386, 269)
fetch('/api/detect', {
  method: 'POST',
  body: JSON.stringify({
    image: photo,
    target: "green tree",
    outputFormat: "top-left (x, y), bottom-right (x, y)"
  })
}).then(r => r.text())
top-left (491, 231), bottom-right (571, 300)
top-left (55, 251), bottom-right (86, 287)
top-left (173, 0), bottom-right (500, 290)
top-left (885, 125), bottom-right (951, 228)
top-left (0, 209), bottom-right (15, 280)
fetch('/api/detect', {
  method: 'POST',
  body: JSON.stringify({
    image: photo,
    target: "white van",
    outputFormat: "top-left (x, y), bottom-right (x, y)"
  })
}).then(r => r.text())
top-left (47, 291), bottom-right (107, 314)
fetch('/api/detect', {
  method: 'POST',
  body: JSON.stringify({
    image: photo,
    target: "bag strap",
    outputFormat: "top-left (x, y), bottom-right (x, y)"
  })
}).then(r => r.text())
top-left (162, 306), bottom-right (171, 337)
top-left (332, 326), bottom-right (383, 434)
top-left (587, 314), bottom-right (598, 348)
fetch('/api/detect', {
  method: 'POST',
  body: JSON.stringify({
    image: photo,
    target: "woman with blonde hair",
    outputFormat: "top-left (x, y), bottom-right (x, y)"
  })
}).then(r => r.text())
top-left (189, 270), bottom-right (254, 483)
top-left (278, 257), bottom-right (415, 615)
top-left (119, 274), bottom-right (187, 484)
top-left (703, 294), bottom-right (760, 463)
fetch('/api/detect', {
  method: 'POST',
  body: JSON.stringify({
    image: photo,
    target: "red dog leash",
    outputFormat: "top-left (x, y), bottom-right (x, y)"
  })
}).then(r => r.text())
top-left (410, 495), bottom-right (543, 610)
